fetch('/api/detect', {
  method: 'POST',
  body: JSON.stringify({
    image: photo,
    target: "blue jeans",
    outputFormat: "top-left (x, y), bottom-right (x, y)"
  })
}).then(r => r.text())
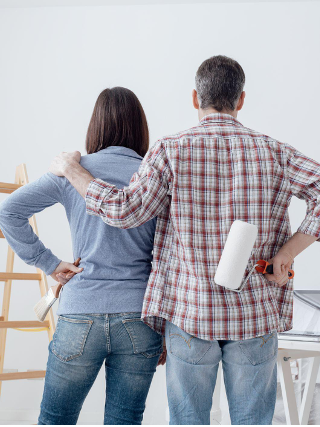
top-left (38, 312), bottom-right (163, 425)
top-left (165, 321), bottom-right (278, 425)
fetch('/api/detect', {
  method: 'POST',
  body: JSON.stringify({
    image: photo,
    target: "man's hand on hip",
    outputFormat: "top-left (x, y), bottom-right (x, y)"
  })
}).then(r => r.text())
top-left (265, 232), bottom-right (318, 286)
top-left (265, 249), bottom-right (294, 286)
top-left (49, 151), bottom-right (81, 177)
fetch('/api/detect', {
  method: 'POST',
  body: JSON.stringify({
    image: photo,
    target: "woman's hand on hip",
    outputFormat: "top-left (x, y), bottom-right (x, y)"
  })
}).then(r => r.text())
top-left (50, 261), bottom-right (83, 284)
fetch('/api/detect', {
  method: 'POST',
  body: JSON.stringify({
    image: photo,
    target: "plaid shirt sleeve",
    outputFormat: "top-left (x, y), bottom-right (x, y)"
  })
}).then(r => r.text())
top-left (285, 143), bottom-right (320, 241)
top-left (85, 141), bottom-right (172, 228)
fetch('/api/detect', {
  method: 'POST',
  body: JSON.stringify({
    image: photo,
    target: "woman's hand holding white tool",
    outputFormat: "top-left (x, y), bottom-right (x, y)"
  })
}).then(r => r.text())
top-left (34, 258), bottom-right (83, 321)
top-left (50, 260), bottom-right (83, 285)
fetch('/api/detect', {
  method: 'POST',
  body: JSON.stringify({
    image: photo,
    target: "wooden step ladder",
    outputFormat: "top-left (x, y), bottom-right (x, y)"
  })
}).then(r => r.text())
top-left (0, 164), bottom-right (55, 395)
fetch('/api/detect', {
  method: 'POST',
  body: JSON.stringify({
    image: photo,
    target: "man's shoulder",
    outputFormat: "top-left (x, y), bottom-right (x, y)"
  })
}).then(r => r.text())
top-left (156, 123), bottom-right (285, 147)
top-left (241, 125), bottom-right (294, 153)
top-left (239, 125), bottom-right (280, 145)
top-left (155, 124), bottom-right (207, 146)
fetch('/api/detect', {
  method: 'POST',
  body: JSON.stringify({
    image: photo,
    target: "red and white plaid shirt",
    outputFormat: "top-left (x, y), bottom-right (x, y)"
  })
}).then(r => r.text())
top-left (86, 113), bottom-right (320, 341)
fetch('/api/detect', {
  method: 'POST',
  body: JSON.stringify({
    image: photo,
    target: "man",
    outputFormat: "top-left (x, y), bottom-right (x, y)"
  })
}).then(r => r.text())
top-left (50, 55), bottom-right (320, 425)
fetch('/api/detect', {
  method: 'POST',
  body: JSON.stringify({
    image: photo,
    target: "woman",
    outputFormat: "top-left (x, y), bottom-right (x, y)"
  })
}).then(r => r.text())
top-left (0, 87), bottom-right (162, 425)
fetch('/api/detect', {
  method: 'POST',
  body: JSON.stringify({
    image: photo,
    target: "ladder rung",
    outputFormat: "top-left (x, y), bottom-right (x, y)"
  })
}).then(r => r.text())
top-left (0, 182), bottom-right (22, 194)
top-left (0, 370), bottom-right (46, 381)
top-left (0, 320), bottom-right (49, 328)
top-left (0, 272), bottom-right (42, 281)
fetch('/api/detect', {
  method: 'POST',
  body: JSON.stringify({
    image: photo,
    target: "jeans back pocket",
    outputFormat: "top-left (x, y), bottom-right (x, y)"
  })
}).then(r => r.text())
top-left (239, 330), bottom-right (278, 365)
top-left (122, 318), bottom-right (163, 358)
top-left (52, 315), bottom-right (93, 362)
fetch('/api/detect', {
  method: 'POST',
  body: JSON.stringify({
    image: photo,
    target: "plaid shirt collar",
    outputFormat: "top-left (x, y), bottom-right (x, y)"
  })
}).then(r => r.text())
top-left (199, 112), bottom-right (243, 127)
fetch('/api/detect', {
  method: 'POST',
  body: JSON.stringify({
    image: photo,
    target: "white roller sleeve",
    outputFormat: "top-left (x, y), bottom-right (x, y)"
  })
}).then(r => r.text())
top-left (214, 220), bottom-right (258, 290)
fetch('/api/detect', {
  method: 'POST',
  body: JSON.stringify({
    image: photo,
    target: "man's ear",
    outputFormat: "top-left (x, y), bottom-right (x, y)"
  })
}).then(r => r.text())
top-left (192, 89), bottom-right (200, 110)
top-left (236, 91), bottom-right (245, 111)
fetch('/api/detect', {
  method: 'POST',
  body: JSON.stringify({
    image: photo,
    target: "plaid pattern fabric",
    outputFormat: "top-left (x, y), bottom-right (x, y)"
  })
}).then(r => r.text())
top-left (86, 114), bottom-right (320, 341)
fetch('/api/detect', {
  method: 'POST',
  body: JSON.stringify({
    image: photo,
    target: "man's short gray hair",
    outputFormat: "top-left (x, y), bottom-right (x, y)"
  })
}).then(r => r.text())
top-left (195, 55), bottom-right (245, 112)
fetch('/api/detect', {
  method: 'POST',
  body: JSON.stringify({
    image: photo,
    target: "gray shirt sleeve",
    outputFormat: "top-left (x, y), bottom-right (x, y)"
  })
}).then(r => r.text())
top-left (0, 172), bottom-right (66, 275)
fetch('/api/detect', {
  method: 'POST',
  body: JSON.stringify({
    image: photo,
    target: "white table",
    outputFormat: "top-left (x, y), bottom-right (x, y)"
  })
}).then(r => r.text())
top-left (278, 339), bottom-right (320, 425)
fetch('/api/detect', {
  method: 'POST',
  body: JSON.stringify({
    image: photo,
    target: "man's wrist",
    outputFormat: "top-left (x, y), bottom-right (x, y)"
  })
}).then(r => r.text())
top-left (63, 161), bottom-right (94, 198)
top-left (278, 248), bottom-right (295, 262)
top-left (62, 160), bottom-right (82, 179)
top-left (279, 232), bottom-right (318, 260)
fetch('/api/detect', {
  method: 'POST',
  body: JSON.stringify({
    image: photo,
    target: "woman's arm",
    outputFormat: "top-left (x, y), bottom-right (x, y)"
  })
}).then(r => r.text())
top-left (0, 173), bottom-right (81, 276)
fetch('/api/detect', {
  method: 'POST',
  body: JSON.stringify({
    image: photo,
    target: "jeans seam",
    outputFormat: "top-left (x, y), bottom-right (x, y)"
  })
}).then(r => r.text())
top-left (169, 333), bottom-right (194, 348)
top-left (196, 343), bottom-right (214, 365)
top-left (122, 321), bottom-right (138, 353)
top-left (105, 315), bottom-right (111, 354)
top-left (58, 315), bottom-right (93, 325)
top-left (122, 318), bottom-right (143, 324)
top-left (259, 332), bottom-right (275, 347)
top-left (140, 346), bottom-right (163, 359)
top-left (123, 321), bottom-right (162, 358)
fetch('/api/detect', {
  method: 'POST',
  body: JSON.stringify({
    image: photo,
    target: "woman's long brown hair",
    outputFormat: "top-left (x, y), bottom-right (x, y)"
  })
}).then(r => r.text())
top-left (85, 87), bottom-right (149, 157)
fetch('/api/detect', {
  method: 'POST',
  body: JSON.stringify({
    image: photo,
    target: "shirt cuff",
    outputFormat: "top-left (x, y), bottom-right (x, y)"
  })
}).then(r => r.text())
top-left (296, 215), bottom-right (320, 242)
top-left (85, 178), bottom-right (114, 216)
top-left (35, 249), bottom-right (62, 276)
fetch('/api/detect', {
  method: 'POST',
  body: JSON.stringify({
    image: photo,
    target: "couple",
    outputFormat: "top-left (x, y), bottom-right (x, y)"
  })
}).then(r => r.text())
top-left (1, 55), bottom-right (320, 425)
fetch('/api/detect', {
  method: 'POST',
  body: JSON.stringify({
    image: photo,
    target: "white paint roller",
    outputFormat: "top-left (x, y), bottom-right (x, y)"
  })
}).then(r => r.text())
top-left (214, 220), bottom-right (258, 291)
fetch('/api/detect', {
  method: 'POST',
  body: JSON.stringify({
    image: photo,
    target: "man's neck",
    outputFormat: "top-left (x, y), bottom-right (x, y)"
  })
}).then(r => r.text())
top-left (198, 108), bottom-right (237, 121)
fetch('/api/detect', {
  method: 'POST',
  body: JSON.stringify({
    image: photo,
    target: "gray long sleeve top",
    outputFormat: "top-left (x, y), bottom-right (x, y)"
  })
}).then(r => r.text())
top-left (0, 146), bottom-right (156, 315)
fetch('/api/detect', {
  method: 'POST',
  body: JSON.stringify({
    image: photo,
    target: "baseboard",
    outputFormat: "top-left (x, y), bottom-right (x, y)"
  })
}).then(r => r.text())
top-left (0, 409), bottom-right (104, 424)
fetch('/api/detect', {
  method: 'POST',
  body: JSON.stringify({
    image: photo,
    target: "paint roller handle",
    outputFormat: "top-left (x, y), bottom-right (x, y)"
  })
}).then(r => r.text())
top-left (265, 264), bottom-right (294, 278)
top-left (255, 260), bottom-right (294, 278)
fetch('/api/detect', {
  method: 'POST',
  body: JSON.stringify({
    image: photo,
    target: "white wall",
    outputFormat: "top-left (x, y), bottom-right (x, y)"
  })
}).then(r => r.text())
top-left (0, 1), bottom-right (320, 424)
top-left (0, 0), bottom-right (313, 6)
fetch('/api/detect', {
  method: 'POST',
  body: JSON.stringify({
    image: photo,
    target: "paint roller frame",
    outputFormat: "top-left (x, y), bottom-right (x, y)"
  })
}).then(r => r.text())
top-left (214, 220), bottom-right (295, 293)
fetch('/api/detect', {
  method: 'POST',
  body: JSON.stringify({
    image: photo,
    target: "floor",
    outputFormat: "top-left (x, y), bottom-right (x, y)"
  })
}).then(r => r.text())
top-left (0, 422), bottom-right (91, 425)
top-left (0, 421), bottom-right (30, 426)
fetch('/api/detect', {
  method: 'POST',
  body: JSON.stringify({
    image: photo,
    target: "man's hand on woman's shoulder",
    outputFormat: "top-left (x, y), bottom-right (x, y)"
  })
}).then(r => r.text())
top-left (49, 151), bottom-right (81, 177)
top-left (49, 151), bottom-right (94, 198)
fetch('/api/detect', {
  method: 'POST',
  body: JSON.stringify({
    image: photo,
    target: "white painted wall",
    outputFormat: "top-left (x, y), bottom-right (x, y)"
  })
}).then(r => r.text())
top-left (0, 0), bottom-right (313, 7)
top-left (0, 1), bottom-right (320, 424)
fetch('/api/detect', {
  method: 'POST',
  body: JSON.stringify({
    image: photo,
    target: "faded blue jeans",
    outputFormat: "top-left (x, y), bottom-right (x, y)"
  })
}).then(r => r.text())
top-left (166, 321), bottom-right (278, 425)
top-left (38, 312), bottom-right (163, 425)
